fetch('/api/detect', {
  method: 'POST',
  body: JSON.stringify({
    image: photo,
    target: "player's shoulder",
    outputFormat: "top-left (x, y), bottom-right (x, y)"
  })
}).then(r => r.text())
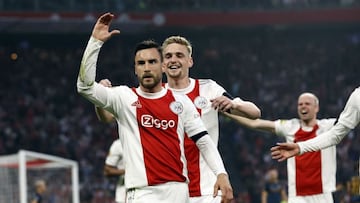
top-left (197, 78), bottom-right (226, 96)
top-left (354, 86), bottom-right (360, 93)
top-left (111, 85), bottom-right (132, 91)
top-left (317, 118), bottom-right (337, 126)
top-left (276, 118), bottom-right (299, 126)
top-left (197, 78), bottom-right (220, 86)
top-left (112, 139), bottom-right (122, 146)
top-left (172, 90), bottom-right (192, 102)
top-left (172, 91), bottom-right (197, 111)
top-left (350, 87), bottom-right (360, 101)
top-left (110, 139), bottom-right (123, 150)
top-left (275, 118), bottom-right (300, 135)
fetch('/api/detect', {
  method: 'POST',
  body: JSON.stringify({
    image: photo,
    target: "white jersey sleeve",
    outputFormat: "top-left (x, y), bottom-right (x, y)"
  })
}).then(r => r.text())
top-left (78, 37), bottom-right (103, 88)
top-left (173, 93), bottom-right (208, 137)
top-left (274, 119), bottom-right (300, 141)
top-left (199, 79), bottom-right (226, 98)
top-left (299, 87), bottom-right (360, 153)
top-left (195, 135), bottom-right (227, 176)
top-left (105, 139), bottom-right (124, 168)
top-left (337, 87), bottom-right (360, 129)
top-left (77, 36), bottom-right (111, 106)
top-left (77, 37), bottom-right (131, 118)
top-left (173, 93), bottom-right (227, 176)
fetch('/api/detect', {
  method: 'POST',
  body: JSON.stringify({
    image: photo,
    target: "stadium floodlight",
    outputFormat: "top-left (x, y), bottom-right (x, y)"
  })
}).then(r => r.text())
top-left (0, 150), bottom-right (79, 203)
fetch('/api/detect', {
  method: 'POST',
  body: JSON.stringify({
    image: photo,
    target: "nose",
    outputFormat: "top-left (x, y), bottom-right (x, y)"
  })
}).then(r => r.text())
top-left (144, 62), bottom-right (151, 71)
top-left (169, 55), bottom-right (177, 62)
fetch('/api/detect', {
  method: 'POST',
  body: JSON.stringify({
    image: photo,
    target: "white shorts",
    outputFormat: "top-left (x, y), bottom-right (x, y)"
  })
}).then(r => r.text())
top-left (126, 182), bottom-right (189, 203)
top-left (288, 193), bottom-right (334, 203)
top-left (190, 195), bottom-right (221, 203)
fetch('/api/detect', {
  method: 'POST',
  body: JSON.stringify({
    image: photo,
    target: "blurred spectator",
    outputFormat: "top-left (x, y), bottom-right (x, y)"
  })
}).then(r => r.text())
top-left (0, 0), bottom-right (359, 12)
top-left (261, 168), bottom-right (287, 203)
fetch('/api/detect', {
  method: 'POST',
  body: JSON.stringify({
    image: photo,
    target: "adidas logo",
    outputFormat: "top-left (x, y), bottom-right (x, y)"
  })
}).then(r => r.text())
top-left (131, 100), bottom-right (142, 108)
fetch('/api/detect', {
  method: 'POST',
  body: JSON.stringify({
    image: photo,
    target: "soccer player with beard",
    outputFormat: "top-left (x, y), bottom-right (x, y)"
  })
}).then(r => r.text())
top-left (224, 93), bottom-right (337, 203)
top-left (77, 13), bottom-right (233, 203)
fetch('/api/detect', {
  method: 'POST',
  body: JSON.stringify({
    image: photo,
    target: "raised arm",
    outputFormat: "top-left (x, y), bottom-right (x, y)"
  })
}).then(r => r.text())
top-left (77, 13), bottom-right (120, 106)
top-left (223, 112), bottom-right (275, 134)
top-left (94, 79), bottom-right (115, 123)
top-left (91, 12), bottom-right (120, 42)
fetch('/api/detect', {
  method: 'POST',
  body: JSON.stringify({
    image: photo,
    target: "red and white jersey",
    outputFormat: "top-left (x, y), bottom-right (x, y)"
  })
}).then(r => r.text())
top-left (105, 139), bottom-right (125, 203)
top-left (166, 78), bottom-right (228, 197)
top-left (97, 86), bottom-right (207, 189)
top-left (274, 118), bottom-right (337, 197)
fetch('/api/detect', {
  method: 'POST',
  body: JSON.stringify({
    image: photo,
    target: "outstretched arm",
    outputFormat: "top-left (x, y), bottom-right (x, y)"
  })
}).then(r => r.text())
top-left (211, 96), bottom-right (261, 119)
top-left (222, 112), bottom-right (276, 134)
top-left (270, 142), bottom-right (300, 162)
top-left (271, 122), bottom-right (352, 162)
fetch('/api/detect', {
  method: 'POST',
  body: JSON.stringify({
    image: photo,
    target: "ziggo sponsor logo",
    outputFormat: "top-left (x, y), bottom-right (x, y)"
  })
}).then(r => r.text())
top-left (141, 115), bottom-right (176, 130)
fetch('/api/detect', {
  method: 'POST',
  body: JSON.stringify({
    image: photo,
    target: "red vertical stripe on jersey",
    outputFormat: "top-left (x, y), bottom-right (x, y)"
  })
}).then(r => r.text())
top-left (294, 125), bottom-right (323, 195)
top-left (134, 89), bottom-right (186, 185)
top-left (184, 79), bottom-right (202, 197)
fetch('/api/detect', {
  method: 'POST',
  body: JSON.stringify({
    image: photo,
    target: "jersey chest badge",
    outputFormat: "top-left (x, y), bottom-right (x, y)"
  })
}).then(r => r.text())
top-left (194, 96), bottom-right (207, 109)
top-left (170, 101), bottom-right (183, 114)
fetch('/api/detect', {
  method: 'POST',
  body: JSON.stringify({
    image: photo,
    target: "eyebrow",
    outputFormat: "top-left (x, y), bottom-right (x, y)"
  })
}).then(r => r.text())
top-left (164, 52), bottom-right (185, 56)
top-left (136, 58), bottom-right (158, 64)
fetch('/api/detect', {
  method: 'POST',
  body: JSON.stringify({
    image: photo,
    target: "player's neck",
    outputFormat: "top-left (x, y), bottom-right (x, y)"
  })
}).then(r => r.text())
top-left (167, 77), bottom-right (190, 89)
top-left (301, 118), bottom-right (317, 127)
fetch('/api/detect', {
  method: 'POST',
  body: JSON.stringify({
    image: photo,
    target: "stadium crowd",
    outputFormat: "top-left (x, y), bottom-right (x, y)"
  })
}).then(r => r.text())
top-left (0, 25), bottom-right (359, 202)
top-left (0, 0), bottom-right (359, 12)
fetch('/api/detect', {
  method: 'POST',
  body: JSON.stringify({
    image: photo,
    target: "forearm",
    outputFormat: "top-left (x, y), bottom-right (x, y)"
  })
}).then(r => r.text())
top-left (77, 37), bottom-right (103, 93)
top-left (95, 106), bottom-right (115, 123)
top-left (104, 165), bottom-right (125, 176)
top-left (77, 37), bottom-right (111, 106)
top-left (299, 123), bottom-right (351, 153)
top-left (230, 98), bottom-right (261, 119)
top-left (224, 112), bottom-right (275, 133)
top-left (195, 135), bottom-right (227, 176)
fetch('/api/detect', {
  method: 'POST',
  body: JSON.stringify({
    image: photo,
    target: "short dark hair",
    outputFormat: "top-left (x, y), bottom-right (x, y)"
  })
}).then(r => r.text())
top-left (134, 40), bottom-right (163, 61)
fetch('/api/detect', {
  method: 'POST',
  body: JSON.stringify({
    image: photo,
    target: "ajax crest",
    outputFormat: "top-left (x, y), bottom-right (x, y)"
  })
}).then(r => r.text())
top-left (194, 96), bottom-right (207, 109)
top-left (170, 101), bottom-right (183, 114)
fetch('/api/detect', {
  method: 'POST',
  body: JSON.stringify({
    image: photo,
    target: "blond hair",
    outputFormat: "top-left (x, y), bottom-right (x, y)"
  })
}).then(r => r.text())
top-left (162, 36), bottom-right (193, 57)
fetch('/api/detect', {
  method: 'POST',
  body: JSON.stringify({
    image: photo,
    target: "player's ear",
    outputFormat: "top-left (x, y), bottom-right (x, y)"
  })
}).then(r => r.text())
top-left (161, 62), bottom-right (166, 73)
top-left (134, 65), bottom-right (138, 76)
top-left (188, 56), bottom-right (194, 68)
